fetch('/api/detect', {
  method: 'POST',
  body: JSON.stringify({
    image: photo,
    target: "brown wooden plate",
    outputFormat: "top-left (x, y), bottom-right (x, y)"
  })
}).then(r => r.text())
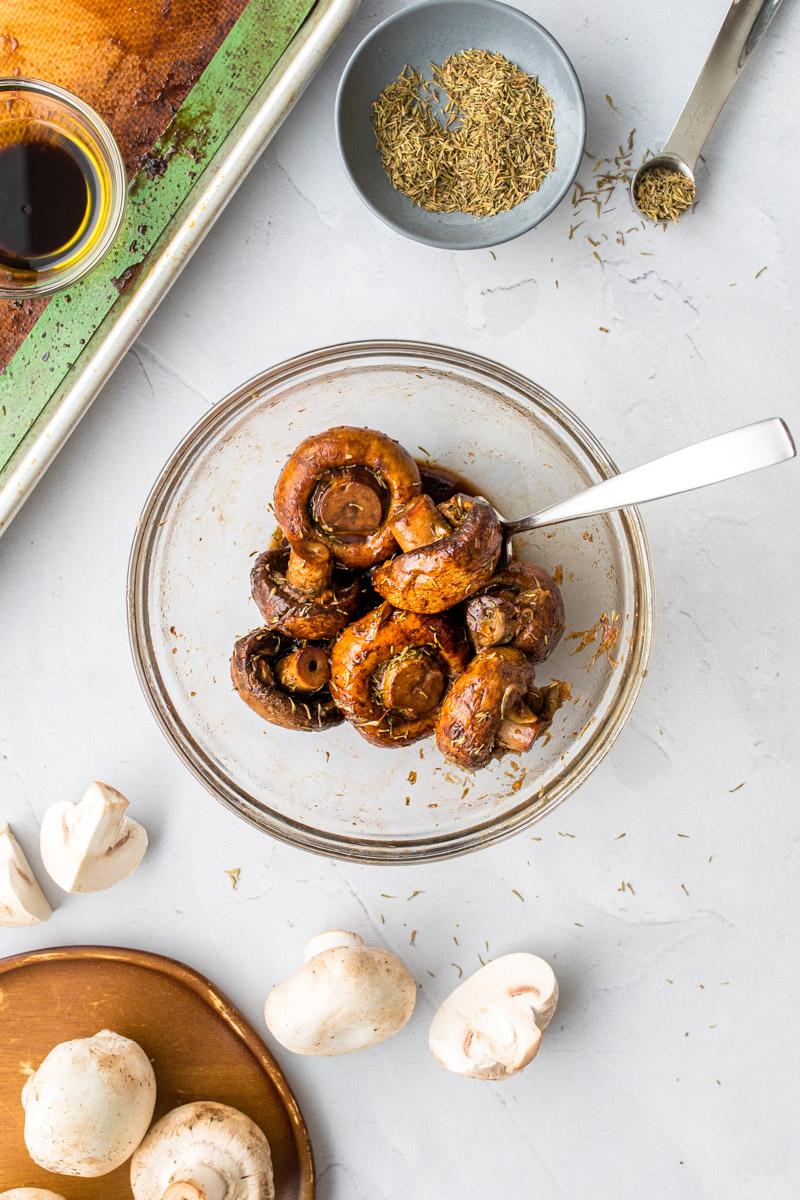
top-left (0, 945), bottom-right (314, 1197)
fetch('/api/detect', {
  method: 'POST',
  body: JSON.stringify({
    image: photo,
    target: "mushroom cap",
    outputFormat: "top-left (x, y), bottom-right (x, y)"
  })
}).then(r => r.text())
top-left (330, 603), bottom-right (470, 748)
top-left (130, 1102), bottom-right (274, 1200)
top-left (435, 647), bottom-right (536, 769)
top-left (371, 494), bottom-right (502, 614)
top-left (429, 954), bottom-right (558, 1080)
top-left (230, 628), bottom-right (342, 732)
top-left (22, 1029), bottom-right (156, 1177)
top-left (39, 782), bottom-right (148, 894)
top-left (0, 1191), bottom-right (67, 1199)
top-left (274, 426), bottom-right (421, 569)
top-left (465, 560), bottom-right (565, 662)
top-left (0, 824), bottom-right (52, 927)
top-left (250, 545), bottom-right (359, 640)
top-left (264, 930), bottom-right (417, 1055)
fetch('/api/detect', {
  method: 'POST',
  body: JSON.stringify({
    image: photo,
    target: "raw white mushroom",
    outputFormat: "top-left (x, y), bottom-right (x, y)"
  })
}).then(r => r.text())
top-left (264, 929), bottom-right (416, 1055)
top-left (130, 1101), bottom-right (274, 1200)
top-left (429, 953), bottom-right (558, 1080)
top-left (0, 1191), bottom-right (67, 1199)
top-left (0, 825), bottom-right (51, 927)
top-left (22, 1028), bottom-right (156, 1176)
top-left (40, 781), bottom-right (148, 893)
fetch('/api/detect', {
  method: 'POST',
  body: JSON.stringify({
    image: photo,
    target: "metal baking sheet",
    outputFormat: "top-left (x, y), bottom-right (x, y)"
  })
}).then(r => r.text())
top-left (0, 0), bottom-right (360, 534)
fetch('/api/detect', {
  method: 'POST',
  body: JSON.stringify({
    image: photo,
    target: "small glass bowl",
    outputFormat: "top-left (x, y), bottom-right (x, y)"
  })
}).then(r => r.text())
top-left (0, 78), bottom-right (126, 298)
top-left (128, 341), bottom-right (655, 864)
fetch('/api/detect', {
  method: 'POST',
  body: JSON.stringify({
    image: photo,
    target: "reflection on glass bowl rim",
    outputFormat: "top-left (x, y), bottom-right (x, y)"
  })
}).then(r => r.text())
top-left (127, 341), bottom-right (655, 864)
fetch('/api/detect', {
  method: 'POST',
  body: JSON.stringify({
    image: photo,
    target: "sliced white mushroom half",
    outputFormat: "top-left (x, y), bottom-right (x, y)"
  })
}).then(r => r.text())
top-left (22, 1029), bottom-right (156, 1176)
top-left (0, 824), bottom-right (51, 927)
top-left (429, 953), bottom-right (558, 1080)
top-left (40, 781), bottom-right (148, 893)
top-left (130, 1101), bottom-right (274, 1200)
top-left (0, 1190), bottom-right (67, 1199)
top-left (264, 929), bottom-right (417, 1055)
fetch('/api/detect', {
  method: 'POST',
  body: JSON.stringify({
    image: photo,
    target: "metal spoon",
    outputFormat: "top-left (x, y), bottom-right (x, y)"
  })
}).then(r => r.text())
top-left (500, 418), bottom-right (795, 551)
top-left (631, 0), bottom-right (785, 215)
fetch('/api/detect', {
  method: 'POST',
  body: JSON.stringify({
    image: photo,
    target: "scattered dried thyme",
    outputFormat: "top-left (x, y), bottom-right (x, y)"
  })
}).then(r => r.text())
top-left (634, 165), bottom-right (695, 223)
top-left (372, 49), bottom-right (556, 218)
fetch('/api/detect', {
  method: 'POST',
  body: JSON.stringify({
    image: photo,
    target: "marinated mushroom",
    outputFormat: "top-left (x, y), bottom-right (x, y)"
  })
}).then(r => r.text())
top-left (264, 930), bottom-right (416, 1056)
top-left (371, 493), bottom-right (502, 614)
top-left (130, 1101), bottom-right (274, 1200)
top-left (435, 646), bottom-right (546, 769)
top-left (465, 560), bottom-right (565, 662)
top-left (250, 539), bottom-right (360, 640)
top-left (273, 426), bottom-right (421, 569)
top-left (22, 1029), bottom-right (156, 1177)
top-left (429, 954), bottom-right (558, 1080)
top-left (40, 782), bottom-right (148, 894)
top-left (330, 602), bottom-right (470, 747)
top-left (231, 628), bottom-right (341, 731)
top-left (0, 824), bottom-right (51, 926)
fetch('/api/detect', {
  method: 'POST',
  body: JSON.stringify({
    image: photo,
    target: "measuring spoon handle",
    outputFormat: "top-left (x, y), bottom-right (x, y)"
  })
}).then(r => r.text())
top-left (663, 0), bottom-right (785, 169)
top-left (504, 419), bottom-right (796, 535)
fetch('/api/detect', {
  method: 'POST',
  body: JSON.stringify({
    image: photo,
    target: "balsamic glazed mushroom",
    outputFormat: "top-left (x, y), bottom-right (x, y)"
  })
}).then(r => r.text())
top-left (231, 628), bottom-right (341, 732)
top-left (435, 647), bottom-right (545, 769)
top-left (330, 603), bottom-right (470, 747)
top-left (251, 539), bottom-right (360, 640)
top-left (464, 560), bottom-right (565, 662)
top-left (371, 493), bottom-right (502, 614)
top-left (273, 427), bottom-right (422, 569)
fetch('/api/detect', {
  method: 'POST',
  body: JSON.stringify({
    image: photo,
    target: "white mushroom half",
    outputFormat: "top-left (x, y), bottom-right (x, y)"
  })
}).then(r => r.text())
top-left (130, 1101), bottom-right (274, 1200)
top-left (22, 1029), bottom-right (156, 1176)
top-left (0, 825), bottom-right (51, 927)
top-left (0, 1191), bottom-right (67, 1199)
top-left (429, 953), bottom-right (558, 1080)
top-left (264, 929), bottom-right (417, 1056)
top-left (40, 781), bottom-right (148, 893)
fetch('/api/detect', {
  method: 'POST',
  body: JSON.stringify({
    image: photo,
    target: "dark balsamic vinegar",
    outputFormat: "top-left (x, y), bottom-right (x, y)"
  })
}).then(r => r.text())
top-left (0, 129), bottom-right (95, 272)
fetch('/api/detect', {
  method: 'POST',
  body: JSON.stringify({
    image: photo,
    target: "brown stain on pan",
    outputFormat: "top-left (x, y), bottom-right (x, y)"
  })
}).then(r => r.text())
top-left (0, 0), bottom-right (250, 368)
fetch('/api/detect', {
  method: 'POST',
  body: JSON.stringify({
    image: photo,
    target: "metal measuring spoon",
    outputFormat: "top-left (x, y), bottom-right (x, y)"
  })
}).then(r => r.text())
top-left (631, 0), bottom-right (785, 215)
top-left (497, 418), bottom-right (794, 558)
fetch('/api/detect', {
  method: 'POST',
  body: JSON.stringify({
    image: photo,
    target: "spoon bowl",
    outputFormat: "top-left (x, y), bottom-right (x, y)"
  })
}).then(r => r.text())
top-left (630, 153), bottom-right (696, 219)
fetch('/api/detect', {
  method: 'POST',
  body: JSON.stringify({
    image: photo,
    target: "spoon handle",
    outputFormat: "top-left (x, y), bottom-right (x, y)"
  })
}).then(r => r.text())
top-left (504, 418), bottom-right (796, 536)
top-left (662, 0), bottom-right (785, 169)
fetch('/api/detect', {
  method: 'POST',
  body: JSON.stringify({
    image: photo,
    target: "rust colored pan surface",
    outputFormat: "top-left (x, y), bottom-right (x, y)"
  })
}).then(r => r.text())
top-left (0, 0), bottom-right (249, 367)
top-left (0, 944), bottom-right (315, 1197)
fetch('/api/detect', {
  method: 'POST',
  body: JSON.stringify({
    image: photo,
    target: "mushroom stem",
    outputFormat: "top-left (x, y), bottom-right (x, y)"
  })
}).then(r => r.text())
top-left (275, 647), bottom-right (330, 693)
top-left (465, 594), bottom-right (519, 649)
top-left (374, 651), bottom-right (446, 717)
top-left (311, 467), bottom-right (387, 538)
top-left (285, 540), bottom-right (333, 594)
top-left (497, 704), bottom-right (541, 753)
top-left (390, 495), bottom-right (451, 552)
top-left (163, 1167), bottom-right (228, 1200)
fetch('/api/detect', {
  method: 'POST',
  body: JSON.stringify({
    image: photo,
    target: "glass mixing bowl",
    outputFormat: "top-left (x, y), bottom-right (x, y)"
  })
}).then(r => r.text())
top-left (128, 341), bottom-right (655, 863)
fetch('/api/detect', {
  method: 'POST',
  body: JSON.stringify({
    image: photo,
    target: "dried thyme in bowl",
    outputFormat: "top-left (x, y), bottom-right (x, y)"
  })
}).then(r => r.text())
top-left (372, 49), bottom-right (556, 218)
top-left (634, 165), bottom-right (695, 223)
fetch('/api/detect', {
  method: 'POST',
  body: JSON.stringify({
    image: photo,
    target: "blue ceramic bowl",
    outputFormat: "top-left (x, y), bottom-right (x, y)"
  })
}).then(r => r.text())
top-left (336, 0), bottom-right (586, 250)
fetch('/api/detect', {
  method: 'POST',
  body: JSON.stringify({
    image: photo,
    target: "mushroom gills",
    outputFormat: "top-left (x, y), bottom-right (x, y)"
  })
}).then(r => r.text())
top-left (429, 953), bottom-right (558, 1080)
top-left (130, 1101), bottom-right (274, 1200)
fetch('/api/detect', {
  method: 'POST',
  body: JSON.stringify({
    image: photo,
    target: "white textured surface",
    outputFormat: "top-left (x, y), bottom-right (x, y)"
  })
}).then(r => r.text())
top-left (1, 1), bottom-right (799, 1195)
